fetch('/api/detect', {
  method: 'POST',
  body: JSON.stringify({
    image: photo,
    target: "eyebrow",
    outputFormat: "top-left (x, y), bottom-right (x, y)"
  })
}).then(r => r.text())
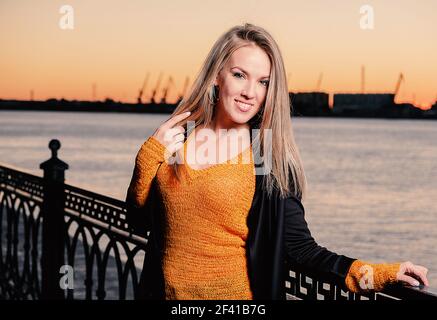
top-left (231, 66), bottom-right (270, 79)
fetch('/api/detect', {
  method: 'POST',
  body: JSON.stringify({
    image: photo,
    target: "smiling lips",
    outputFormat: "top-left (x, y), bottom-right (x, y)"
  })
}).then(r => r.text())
top-left (235, 99), bottom-right (254, 112)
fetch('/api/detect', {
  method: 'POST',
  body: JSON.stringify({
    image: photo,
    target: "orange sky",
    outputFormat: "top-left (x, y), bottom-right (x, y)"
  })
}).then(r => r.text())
top-left (0, 0), bottom-right (436, 109)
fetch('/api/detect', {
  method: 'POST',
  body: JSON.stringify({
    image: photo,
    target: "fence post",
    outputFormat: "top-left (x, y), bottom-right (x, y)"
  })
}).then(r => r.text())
top-left (39, 139), bottom-right (69, 299)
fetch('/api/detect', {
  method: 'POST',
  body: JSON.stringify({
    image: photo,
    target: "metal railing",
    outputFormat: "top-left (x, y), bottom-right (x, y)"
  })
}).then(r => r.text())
top-left (1, 139), bottom-right (436, 300)
top-left (0, 140), bottom-right (149, 299)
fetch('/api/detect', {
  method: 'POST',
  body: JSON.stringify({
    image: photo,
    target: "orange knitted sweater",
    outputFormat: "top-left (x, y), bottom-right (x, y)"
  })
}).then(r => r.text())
top-left (126, 134), bottom-right (400, 299)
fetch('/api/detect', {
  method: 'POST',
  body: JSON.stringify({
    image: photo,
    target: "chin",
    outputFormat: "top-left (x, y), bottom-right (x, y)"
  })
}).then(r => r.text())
top-left (228, 113), bottom-right (252, 125)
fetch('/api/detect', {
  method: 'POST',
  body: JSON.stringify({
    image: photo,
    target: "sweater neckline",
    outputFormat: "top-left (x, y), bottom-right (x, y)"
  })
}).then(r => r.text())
top-left (183, 130), bottom-right (253, 175)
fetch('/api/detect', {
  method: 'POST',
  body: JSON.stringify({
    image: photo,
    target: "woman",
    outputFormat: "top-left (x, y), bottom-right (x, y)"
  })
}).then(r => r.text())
top-left (126, 23), bottom-right (429, 300)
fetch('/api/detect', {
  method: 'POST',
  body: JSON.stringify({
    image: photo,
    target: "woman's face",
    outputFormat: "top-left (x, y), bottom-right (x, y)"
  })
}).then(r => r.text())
top-left (214, 44), bottom-right (271, 127)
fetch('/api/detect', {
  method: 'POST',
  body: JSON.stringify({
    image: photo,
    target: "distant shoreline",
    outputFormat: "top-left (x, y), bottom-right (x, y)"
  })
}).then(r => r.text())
top-left (1, 98), bottom-right (436, 120)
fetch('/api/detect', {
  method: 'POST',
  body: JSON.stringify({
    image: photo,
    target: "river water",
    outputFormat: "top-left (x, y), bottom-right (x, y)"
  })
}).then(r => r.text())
top-left (1, 110), bottom-right (436, 294)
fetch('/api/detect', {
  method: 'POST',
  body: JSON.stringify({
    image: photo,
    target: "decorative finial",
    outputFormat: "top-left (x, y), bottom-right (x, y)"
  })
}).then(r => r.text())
top-left (49, 139), bottom-right (61, 158)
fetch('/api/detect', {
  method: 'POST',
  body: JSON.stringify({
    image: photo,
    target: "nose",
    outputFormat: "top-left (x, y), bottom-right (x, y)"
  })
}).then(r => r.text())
top-left (241, 81), bottom-right (256, 100)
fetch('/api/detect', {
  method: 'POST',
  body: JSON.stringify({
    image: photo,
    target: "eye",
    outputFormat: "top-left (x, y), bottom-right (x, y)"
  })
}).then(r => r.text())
top-left (233, 72), bottom-right (245, 79)
top-left (260, 80), bottom-right (269, 87)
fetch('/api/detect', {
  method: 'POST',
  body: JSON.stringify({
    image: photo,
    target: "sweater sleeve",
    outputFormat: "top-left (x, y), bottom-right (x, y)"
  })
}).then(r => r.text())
top-left (126, 136), bottom-right (167, 208)
top-left (345, 260), bottom-right (401, 293)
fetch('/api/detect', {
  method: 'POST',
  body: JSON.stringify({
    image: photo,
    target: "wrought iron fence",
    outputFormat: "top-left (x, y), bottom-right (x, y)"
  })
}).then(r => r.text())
top-left (1, 139), bottom-right (436, 300)
top-left (0, 140), bottom-right (148, 300)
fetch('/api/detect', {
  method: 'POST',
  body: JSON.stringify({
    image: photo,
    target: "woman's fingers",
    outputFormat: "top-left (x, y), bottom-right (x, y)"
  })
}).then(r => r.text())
top-left (397, 273), bottom-right (421, 287)
top-left (407, 265), bottom-right (429, 286)
top-left (162, 127), bottom-right (185, 144)
top-left (163, 111), bottom-right (191, 130)
top-left (166, 140), bottom-right (185, 154)
top-left (397, 262), bottom-right (430, 287)
top-left (152, 111), bottom-right (191, 149)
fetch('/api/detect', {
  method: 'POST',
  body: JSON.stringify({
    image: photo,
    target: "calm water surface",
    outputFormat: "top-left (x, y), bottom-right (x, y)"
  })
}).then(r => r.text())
top-left (1, 110), bottom-right (436, 289)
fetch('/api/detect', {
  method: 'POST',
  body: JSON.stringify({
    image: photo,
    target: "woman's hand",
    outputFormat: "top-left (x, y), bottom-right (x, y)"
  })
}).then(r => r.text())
top-left (152, 111), bottom-right (191, 155)
top-left (396, 261), bottom-right (429, 287)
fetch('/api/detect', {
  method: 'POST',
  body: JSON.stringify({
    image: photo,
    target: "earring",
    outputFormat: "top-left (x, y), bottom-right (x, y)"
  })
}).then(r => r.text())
top-left (209, 85), bottom-right (219, 104)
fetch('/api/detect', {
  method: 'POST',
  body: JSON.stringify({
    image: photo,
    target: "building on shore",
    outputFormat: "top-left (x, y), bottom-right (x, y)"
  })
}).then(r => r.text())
top-left (289, 92), bottom-right (330, 116)
top-left (332, 93), bottom-right (395, 117)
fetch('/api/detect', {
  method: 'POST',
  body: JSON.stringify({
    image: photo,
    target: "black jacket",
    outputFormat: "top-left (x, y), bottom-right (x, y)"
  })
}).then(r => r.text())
top-left (127, 173), bottom-right (356, 300)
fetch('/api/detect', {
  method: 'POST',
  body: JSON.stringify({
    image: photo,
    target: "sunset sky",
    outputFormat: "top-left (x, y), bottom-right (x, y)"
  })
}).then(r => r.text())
top-left (1, 0), bottom-right (436, 108)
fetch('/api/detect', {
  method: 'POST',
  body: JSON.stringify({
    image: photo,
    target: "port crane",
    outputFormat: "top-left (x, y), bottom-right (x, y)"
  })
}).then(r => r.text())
top-left (394, 73), bottom-right (404, 98)
top-left (177, 76), bottom-right (190, 103)
top-left (315, 72), bottom-right (323, 92)
top-left (161, 76), bottom-right (176, 103)
top-left (150, 72), bottom-right (164, 104)
top-left (137, 73), bottom-right (150, 104)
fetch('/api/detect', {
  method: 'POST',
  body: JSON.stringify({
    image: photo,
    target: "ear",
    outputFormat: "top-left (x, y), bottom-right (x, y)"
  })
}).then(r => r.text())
top-left (213, 72), bottom-right (220, 86)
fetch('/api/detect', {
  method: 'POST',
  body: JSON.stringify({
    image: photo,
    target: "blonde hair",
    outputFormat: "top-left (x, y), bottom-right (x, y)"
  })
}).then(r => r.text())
top-left (170, 23), bottom-right (307, 200)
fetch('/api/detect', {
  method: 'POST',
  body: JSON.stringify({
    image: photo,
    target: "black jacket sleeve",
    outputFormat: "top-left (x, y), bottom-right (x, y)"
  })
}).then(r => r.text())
top-left (283, 195), bottom-right (356, 288)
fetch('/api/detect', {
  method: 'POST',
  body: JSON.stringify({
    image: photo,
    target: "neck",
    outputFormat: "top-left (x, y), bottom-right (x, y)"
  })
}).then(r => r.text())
top-left (208, 117), bottom-right (250, 138)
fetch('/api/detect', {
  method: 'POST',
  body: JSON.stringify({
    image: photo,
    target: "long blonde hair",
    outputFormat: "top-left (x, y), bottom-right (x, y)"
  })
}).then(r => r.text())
top-left (170, 23), bottom-right (307, 200)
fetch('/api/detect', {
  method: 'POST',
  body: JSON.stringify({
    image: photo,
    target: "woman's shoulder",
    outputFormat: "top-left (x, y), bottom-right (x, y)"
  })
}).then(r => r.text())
top-left (258, 176), bottom-right (303, 203)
